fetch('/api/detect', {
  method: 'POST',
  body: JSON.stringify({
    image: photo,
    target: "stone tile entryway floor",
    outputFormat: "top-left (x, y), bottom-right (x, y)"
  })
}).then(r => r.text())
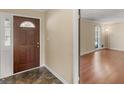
top-left (0, 67), bottom-right (62, 84)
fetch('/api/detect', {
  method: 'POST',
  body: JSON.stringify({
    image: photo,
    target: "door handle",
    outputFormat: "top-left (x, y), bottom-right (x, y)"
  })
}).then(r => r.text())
top-left (37, 42), bottom-right (39, 44)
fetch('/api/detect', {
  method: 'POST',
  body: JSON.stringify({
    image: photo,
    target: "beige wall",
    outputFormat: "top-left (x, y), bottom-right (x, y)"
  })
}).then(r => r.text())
top-left (45, 10), bottom-right (73, 83)
top-left (102, 25), bottom-right (109, 48)
top-left (80, 19), bottom-right (107, 55)
top-left (80, 19), bottom-right (95, 55)
top-left (105, 23), bottom-right (124, 50)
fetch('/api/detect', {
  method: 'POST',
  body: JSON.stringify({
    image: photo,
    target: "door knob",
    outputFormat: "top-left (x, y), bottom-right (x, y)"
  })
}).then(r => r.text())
top-left (37, 42), bottom-right (39, 44)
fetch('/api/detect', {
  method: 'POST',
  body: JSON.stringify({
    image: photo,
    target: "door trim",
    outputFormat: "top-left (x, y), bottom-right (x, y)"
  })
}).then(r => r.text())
top-left (72, 9), bottom-right (79, 84)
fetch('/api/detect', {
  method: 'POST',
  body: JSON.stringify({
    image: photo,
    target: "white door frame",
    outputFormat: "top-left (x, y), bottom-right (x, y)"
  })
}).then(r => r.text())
top-left (72, 9), bottom-right (79, 84)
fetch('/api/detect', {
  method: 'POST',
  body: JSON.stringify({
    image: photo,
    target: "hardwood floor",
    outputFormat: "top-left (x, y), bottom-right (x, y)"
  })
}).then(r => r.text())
top-left (80, 49), bottom-right (124, 84)
top-left (0, 67), bottom-right (62, 84)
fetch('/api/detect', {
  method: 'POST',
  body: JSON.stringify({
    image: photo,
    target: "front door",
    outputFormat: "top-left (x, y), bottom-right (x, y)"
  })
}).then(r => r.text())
top-left (14, 16), bottom-right (40, 73)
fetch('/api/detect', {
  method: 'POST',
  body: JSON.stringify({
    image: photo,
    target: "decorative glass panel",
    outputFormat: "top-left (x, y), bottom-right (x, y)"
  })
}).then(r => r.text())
top-left (20, 21), bottom-right (35, 28)
top-left (4, 18), bottom-right (11, 46)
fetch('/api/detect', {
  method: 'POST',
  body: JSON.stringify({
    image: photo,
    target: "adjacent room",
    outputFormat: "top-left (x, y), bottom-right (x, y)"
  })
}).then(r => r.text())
top-left (80, 9), bottom-right (124, 83)
top-left (0, 9), bottom-right (79, 84)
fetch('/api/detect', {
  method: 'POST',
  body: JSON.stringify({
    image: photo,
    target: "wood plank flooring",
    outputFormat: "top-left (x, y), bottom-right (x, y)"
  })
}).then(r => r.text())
top-left (80, 49), bottom-right (124, 84)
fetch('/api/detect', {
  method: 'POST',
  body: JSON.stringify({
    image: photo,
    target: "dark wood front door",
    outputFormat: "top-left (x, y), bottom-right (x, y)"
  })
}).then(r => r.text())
top-left (14, 16), bottom-right (40, 73)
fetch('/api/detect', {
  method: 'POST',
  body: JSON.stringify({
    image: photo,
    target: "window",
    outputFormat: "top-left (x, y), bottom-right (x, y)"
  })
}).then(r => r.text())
top-left (20, 21), bottom-right (35, 28)
top-left (95, 25), bottom-right (101, 48)
top-left (4, 18), bottom-right (11, 46)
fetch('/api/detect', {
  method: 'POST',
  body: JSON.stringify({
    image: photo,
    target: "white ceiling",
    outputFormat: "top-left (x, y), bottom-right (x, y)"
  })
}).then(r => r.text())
top-left (81, 9), bottom-right (124, 23)
top-left (31, 9), bottom-right (48, 12)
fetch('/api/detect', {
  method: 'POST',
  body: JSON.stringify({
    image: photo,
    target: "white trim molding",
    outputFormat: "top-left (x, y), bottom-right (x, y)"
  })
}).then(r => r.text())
top-left (43, 65), bottom-right (68, 84)
top-left (80, 47), bottom-right (107, 56)
top-left (108, 48), bottom-right (124, 52)
top-left (72, 9), bottom-right (79, 84)
top-left (80, 49), bottom-right (96, 56)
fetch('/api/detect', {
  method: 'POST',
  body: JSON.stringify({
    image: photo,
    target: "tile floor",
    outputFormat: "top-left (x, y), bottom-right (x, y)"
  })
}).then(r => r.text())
top-left (0, 67), bottom-right (62, 84)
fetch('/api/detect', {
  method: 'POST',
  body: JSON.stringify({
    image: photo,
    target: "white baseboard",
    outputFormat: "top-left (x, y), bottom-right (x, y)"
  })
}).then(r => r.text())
top-left (80, 47), bottom-right (107, 56)
top-left (80, 50), bottom-right (95, 56)
top-left (108, 48), bottom-right (124, 52)
top-left (43, 64), bottom-right (69, 84)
